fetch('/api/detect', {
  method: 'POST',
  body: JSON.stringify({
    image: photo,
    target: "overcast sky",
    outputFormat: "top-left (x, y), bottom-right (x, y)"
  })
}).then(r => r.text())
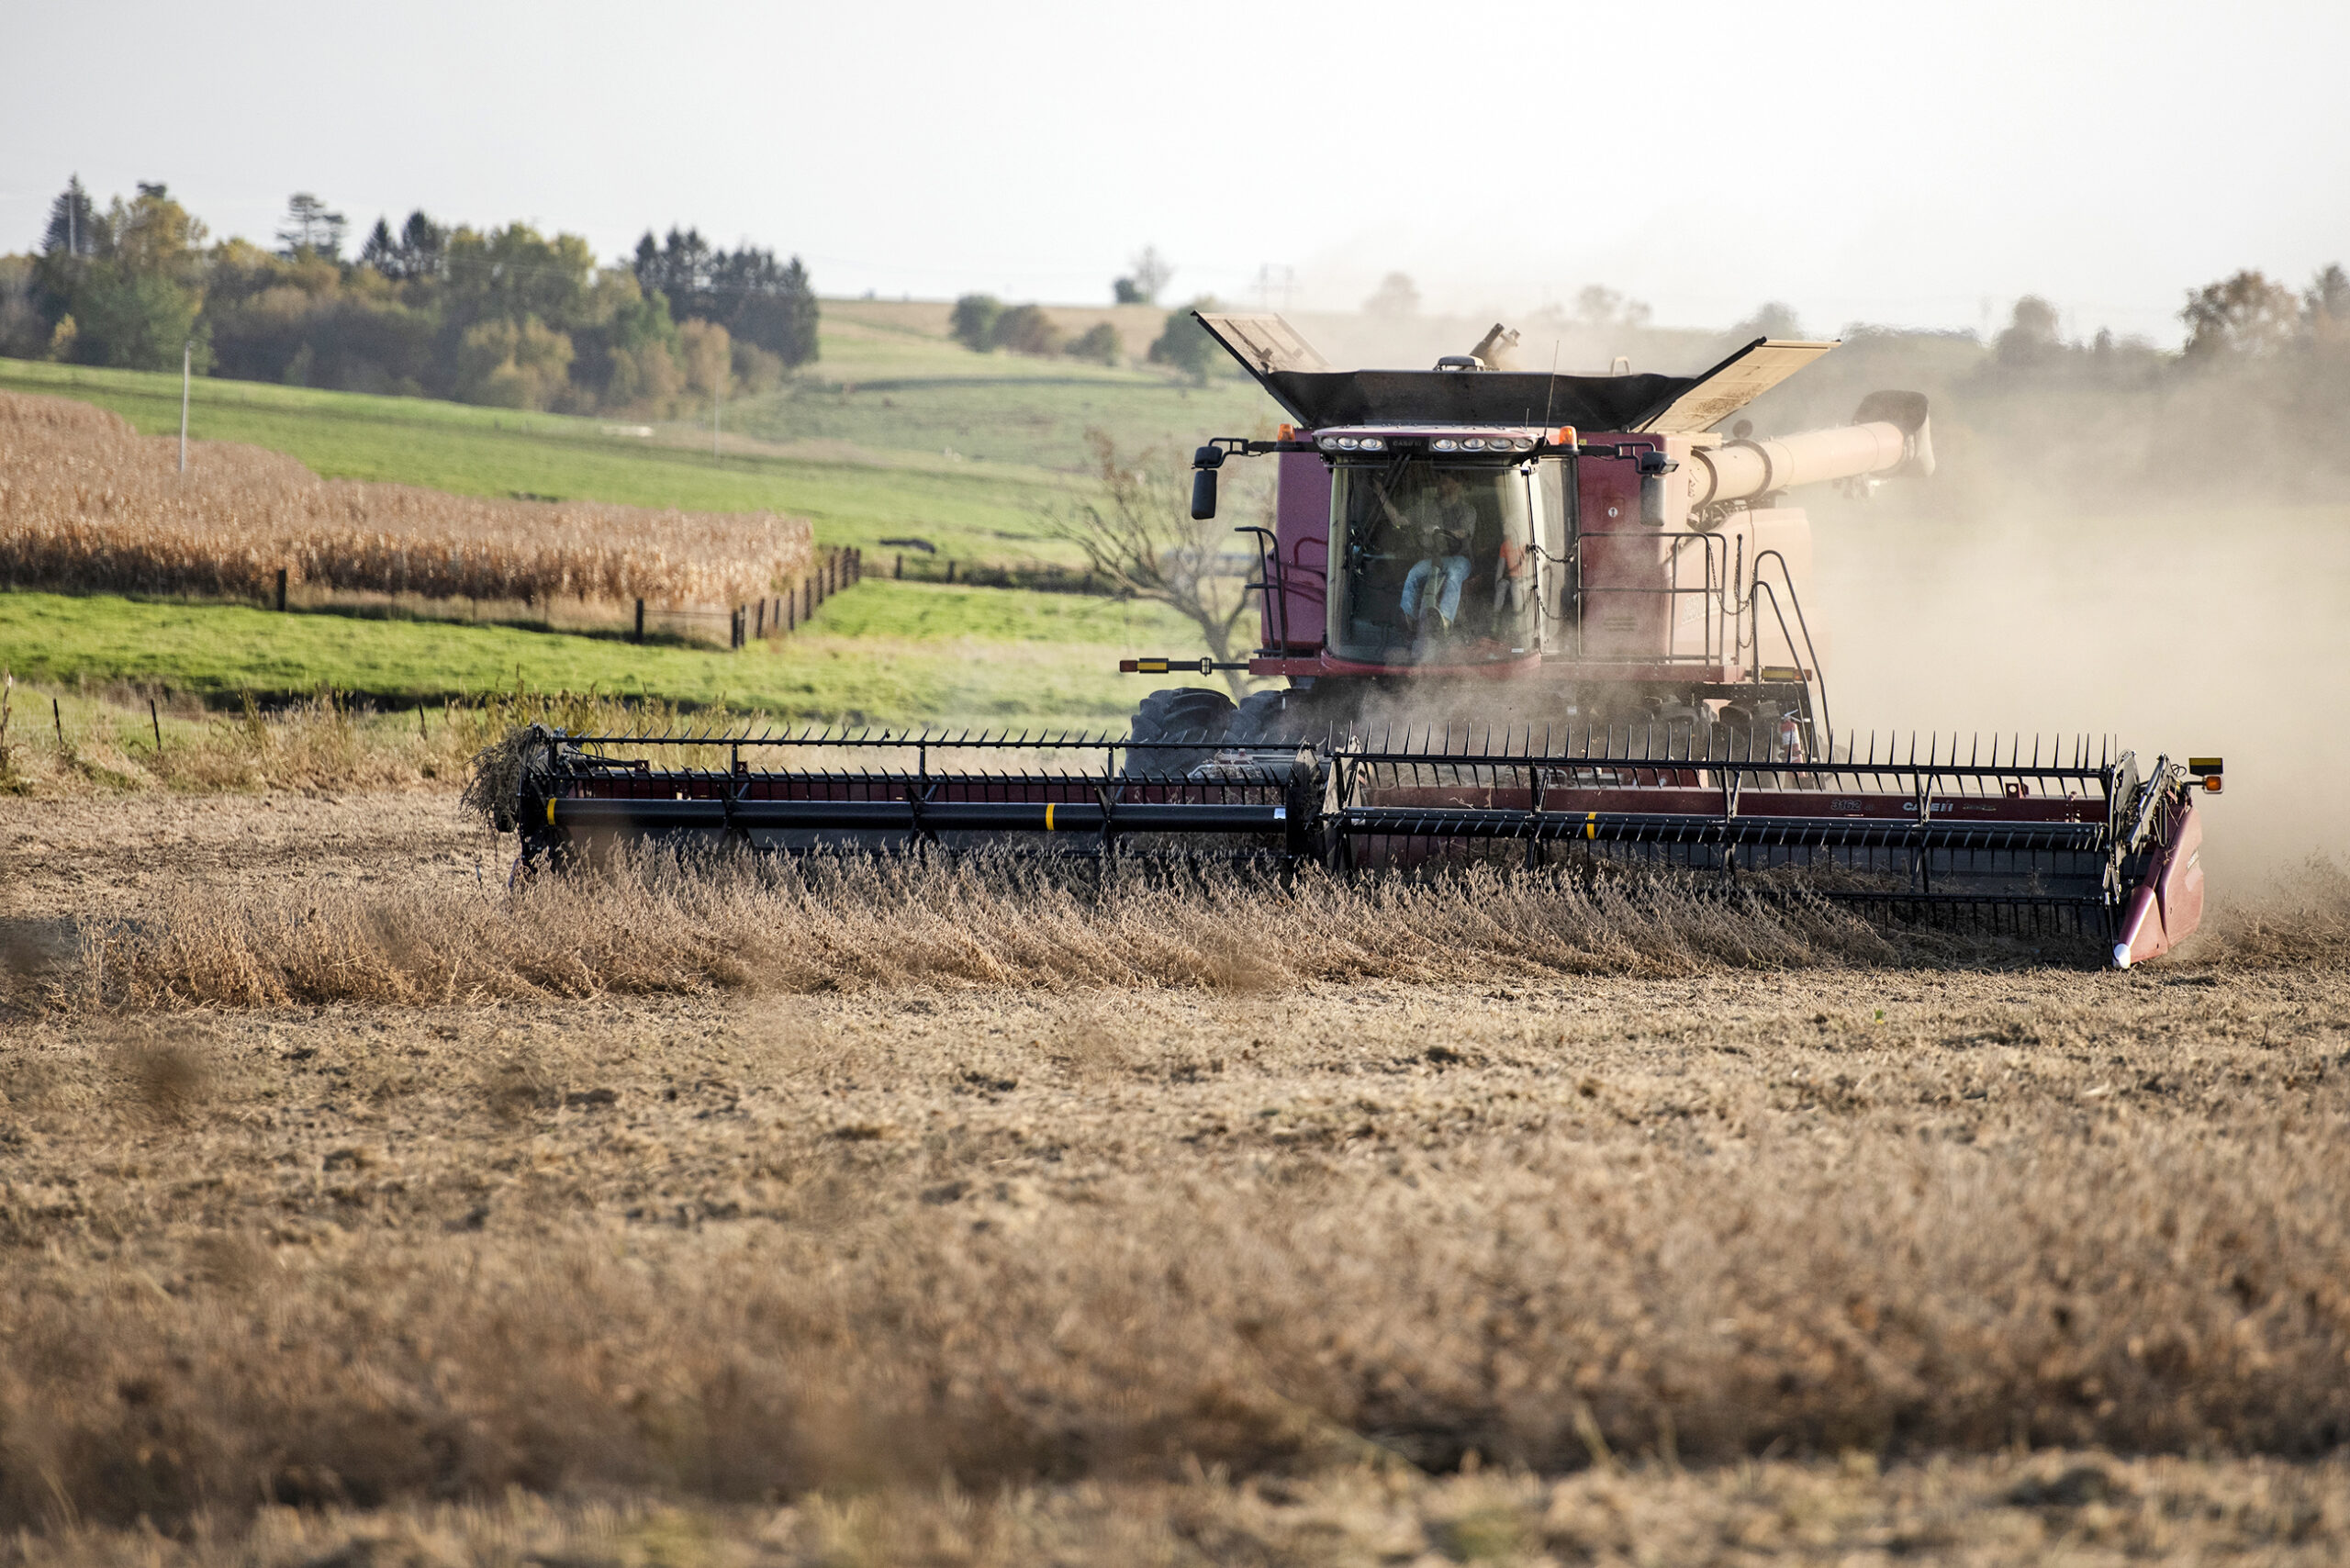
top-left (6, 0), bottom-right (2344, 346)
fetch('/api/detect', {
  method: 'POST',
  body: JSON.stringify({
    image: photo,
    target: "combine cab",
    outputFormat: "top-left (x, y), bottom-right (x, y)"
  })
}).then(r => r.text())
top-left (492, 314), bottom-right (2218, 967)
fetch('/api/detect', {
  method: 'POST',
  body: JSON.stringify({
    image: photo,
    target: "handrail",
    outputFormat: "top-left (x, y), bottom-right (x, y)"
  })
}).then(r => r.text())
top-left (1574, 528), bottom-right (1733, 666)
top-left (1231, 524), bottom-right (1290, 653)
top-left (1570, 531), bottom-right (1739, 667)
top-left (1749, 549), bottom-right (1833, 756)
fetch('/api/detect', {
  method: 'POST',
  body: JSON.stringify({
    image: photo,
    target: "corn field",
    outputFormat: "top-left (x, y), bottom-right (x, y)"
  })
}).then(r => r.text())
top-left (0, 390), bottom-right (812, 610)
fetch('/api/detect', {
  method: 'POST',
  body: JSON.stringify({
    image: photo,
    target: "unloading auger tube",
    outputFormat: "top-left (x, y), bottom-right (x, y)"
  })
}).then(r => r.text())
top-left (490, 723), bottom-right (2219, 966)
top-left (1686, 392), bottom-right (1933, 507)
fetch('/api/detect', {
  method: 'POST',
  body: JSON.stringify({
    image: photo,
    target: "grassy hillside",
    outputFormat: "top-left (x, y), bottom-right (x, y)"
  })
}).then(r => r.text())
top-left (0, 584), bottom-right (1205, 727)
top-left (0, 357), bottom-right (1081, 566)
top-left (731, 298), bottom-right (1281, 471)
top-left (0, 302), bottom-right (1284, 565)
top-left (0, 303), bottom-right (1277, 734)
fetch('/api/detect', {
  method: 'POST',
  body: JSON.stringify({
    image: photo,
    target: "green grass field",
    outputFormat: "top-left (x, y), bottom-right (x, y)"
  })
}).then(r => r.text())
top-left (0, 300), bottom-right (1276, 730)
top-left (0, 299), bottom-right (1282, 566)
top-left (0, 357), bottom-right (1082, 566)
top-left (732, 298), bottom-right (1281, 471)
top-left (0, 584), bottom-right (1207, 728)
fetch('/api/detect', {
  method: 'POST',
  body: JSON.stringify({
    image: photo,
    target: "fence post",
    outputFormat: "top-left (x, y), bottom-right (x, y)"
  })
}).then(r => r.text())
top-left (731, 606), bottom-right (744, 650)
top-left (786, 590), bottom-right (796, 633)
top-left (804, 580), bottom-right (813, 622)
top-left (755, 599), bottom-right (766, 637)
top-left (894, 554), bottom-right (902, 580)
top-left (946, 559), bottom-right (956, 585)
top-left (274, 568), bottom-right (288, 612)
top-left (633, 599), bottom-right (644, 643)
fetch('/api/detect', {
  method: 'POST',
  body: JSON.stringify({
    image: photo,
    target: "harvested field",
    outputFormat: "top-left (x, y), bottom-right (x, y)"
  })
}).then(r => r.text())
top-left (4, 791), bottom-right (2348, 1562)
top-left (0, 390), bottom-right (811, 611)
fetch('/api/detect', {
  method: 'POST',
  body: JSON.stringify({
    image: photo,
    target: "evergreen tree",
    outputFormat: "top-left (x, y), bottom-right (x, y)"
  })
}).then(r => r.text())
top-left (41, 176), bottom-right (97, 257)
top-left (633, 228), bottom-right (817, 369)
top-left (359, 218), bottom-right (398, 274)
top-left (397, 211), bottom-right (446, 279)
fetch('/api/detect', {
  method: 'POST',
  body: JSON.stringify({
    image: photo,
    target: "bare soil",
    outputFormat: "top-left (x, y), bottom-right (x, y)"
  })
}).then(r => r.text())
top-left (4, 791), bottom-right (2345, 1564)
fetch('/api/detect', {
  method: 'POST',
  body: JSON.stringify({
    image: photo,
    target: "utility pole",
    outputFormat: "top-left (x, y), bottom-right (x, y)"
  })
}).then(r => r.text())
top-left (178, 342), bottom-right (192, 474)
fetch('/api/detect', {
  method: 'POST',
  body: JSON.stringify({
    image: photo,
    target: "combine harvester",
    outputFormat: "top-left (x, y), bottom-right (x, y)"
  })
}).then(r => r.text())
top-left (490, 315), bottom-right (2217, 967)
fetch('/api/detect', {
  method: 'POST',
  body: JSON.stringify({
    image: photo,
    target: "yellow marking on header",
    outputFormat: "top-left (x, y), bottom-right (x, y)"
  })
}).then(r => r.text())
top-left (1046, 801), bottom-right (1057, 831)
top-left (1585, 812), bottom-right (1597, 840)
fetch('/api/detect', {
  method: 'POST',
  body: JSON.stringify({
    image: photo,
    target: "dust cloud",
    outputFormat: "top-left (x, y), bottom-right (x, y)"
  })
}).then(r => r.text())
top-left (1812, 491), bottom-right (2345, 890)
top-left (1242, 303), bottom-right (2348, 889)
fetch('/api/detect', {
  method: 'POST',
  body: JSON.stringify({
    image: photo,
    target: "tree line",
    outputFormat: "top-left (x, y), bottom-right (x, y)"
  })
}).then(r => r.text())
top-left (947, 295), bottom-right (1225, 381)
top-left (0, 179), bottom-right (818, 415)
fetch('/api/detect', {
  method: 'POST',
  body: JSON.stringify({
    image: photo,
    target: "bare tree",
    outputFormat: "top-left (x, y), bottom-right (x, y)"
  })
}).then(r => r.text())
top-left (276, 193), bottom-right (347, 260)
top-left (1046, 430), bottom-right (1257, 696)
top-left (2181, 270), bottom-right (2302, 359)
top-left (1114, 244), bottom-right (1172, 305)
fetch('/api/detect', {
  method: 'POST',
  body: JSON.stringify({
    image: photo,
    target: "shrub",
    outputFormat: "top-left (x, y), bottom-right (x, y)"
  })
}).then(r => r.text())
top-left (990, 303), bottom-right (1059, 357)
top-left (1066, 321), bottom-right (1121, 365)
top-left (949, 294), bottom-right (1001, 352)
top-left (1147, 297), bottom-right (1220, 381)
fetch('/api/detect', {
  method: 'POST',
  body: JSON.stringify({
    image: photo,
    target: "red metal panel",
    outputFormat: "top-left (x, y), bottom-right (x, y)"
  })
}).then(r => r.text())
top-left (1268, 450), bottom-right (1330, 652)
top-left (1576, 448), bottom-right (1667, 660)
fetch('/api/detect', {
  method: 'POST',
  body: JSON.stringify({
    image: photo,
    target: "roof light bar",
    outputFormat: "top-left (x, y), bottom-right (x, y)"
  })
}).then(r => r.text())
top-left (1315, 432), bottom-right (1536, 454)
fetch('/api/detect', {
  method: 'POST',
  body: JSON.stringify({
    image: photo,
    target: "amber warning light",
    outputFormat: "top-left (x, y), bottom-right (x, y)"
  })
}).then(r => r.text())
top-left (2188, 757), bottom-right (2224, 794)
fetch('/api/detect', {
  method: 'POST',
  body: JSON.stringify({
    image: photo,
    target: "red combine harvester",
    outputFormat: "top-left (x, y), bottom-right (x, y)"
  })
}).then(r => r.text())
top-left (492, 314), bottom-right (2216, 967)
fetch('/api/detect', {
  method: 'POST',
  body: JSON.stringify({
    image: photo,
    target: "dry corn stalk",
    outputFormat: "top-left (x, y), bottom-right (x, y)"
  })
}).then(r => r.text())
top-left (0, 390), bottom-right (812, 608)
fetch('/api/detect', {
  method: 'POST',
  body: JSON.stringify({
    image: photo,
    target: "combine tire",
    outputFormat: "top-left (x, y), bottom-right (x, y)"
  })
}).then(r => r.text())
top-left (1225, 689), bottom-right (1300, 746)
top-left (1125, 687), bottom-right (1235, 777)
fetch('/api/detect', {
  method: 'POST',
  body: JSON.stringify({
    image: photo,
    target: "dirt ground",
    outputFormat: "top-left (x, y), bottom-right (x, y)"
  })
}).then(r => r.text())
top-left (4, 791), bottom-right (2346, 1564)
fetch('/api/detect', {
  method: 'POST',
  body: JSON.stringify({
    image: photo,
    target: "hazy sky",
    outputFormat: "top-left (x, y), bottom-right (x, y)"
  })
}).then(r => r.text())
top-left (6, 0), bottom-right (2344, 346)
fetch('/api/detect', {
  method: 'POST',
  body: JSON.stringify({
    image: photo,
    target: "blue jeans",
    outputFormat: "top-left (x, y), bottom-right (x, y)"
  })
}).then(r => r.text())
top-left (1401, 555), bottom-right (1470, 625)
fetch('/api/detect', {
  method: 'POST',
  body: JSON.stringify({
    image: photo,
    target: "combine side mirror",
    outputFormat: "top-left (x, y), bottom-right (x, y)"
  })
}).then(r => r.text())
top-left (1190, 444), bottom-right (1224, 520)
top-left (1636, 448), bottom-right (1678, 527)
top-left (1191, 466), bottom-right (1219, 521)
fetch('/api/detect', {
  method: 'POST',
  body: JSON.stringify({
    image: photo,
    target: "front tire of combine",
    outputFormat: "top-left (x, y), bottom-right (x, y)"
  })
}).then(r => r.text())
top-left (1124, 687), bottom-right (1236, 777)
top-left (1225, 689), bottom-right (1302, 746)
top-left (1655, 702), bottom-right (1713, 764)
